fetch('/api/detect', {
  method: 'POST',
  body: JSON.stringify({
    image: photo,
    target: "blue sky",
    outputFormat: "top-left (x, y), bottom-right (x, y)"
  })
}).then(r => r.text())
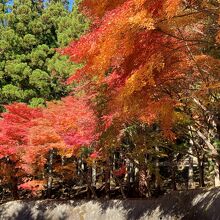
top-left (69, 0), bottom-right (74, 11)
top-left (8, 0), bottom-right (75, 11)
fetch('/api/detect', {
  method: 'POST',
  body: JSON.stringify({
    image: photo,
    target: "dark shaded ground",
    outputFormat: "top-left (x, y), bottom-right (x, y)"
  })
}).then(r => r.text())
top-left (1, 187), bottom-right (220, 220)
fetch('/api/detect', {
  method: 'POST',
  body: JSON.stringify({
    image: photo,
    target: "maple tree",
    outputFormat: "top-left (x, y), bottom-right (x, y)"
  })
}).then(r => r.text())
top-left (0, 103), bottom-right (42, 198)
top-left (61, 0), bottom-right (203, 138)
top-left (0, 0), bottom-right (220, 199)
top-left (0, 96), bottom-right (98, 197)
top-left (60, 0), bottom-right (220, 191)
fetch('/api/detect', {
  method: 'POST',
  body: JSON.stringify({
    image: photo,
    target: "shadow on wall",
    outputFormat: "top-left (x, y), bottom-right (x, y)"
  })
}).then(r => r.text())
top-left (1, 188), bottom-right (220, 220)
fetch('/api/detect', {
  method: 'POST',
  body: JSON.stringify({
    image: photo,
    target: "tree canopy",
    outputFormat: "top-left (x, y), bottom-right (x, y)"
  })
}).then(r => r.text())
top-left (0, 0), bottom-right (88, 108)
top-left (0, 0), bottom-right (219, 199)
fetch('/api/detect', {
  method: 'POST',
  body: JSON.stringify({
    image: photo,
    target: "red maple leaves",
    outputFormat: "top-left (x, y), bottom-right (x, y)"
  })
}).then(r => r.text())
top-left (0, 97), bottom-right (98, 190)
top-left (0, 103), bottom-right (42, 159)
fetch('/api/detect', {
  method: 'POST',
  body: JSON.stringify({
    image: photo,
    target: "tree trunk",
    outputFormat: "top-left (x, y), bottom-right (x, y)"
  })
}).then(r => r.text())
top-left (8, 159), bottom-right (19, 200)
top-left (188, 157), bottom-right (194, 189)
top-left (214, 161), bottom-right (220, 187)
top-left (92, 162), bottom-right (96, 186)
top-left (104, 159), bottom-right (111, 198)
top-left (78, 163), bottom-right (97, 199)
top-left (198, 155), bottom-right (205, 187)
top-left (87, 166), bottom-right (92, 199)
top-left (125, 159), bottom-right (131, 191)
top-left (10, 175), bottom-right (19, 200)
top-left (155, 147), bottom-right (161, 190)
top-left (188, 146), bottom-right (195, 189)
top-left (170, 154), bottom-right (177, 191)
top-left (192, 127), bottom-right (220, 186)
top-left (138, 167), bottom-right (151, 197)
top-left (46, 150), bottom-right (53, 198)
top-left (171, 168), bottom-right (177, 191)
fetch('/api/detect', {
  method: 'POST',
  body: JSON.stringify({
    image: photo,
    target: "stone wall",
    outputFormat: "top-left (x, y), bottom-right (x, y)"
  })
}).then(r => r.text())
top-left (1, 188), bottom-right (220, 220)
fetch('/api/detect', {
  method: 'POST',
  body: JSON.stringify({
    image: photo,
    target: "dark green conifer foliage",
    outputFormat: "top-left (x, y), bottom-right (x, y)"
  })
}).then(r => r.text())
top-left (0, 0), bottom-right (88, 108)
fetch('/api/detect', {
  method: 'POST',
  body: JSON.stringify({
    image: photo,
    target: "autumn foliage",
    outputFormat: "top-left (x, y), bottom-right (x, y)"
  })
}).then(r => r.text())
top-left (0, 97), bottom-right (98, 192)
top-left (61, 0), bottom-right (219, 139)
top-left (0, 0), bottom-right (220, 198)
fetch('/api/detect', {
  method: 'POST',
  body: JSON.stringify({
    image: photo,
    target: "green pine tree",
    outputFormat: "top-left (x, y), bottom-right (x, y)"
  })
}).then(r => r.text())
top-left (0, 0), bottom-right (88, 108)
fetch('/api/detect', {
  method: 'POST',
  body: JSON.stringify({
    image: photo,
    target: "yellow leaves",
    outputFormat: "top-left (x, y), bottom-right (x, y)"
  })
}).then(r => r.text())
top-left (121, 54), bottom-right (164, 97)
top-left (133, 0), bottom-right (147, 7)
top-left (58, 148), bottom-right (74, 158)
top-left (81, 0), bottom-right (126, 18)
top-left (129, 10), bottom-right (155, 29)
top-left (125, 63), bottom-right (154, 95)
top-left (164, 0), bottom-right (181, 18)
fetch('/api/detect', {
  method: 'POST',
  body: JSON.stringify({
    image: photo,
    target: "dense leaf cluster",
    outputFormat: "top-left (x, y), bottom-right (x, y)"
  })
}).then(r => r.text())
top-left (0, 0), bottom-right (220, 199)
top-left (0, 0), bottom-right (88, 107)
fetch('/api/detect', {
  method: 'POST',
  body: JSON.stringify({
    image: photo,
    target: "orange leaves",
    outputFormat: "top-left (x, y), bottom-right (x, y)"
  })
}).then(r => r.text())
top-left (121, 54), bottom-right (164, 97)
top-left (18, 180), bottom-right (45, 194)
top-left (80, 0), bottom-right (126, 18)
top-left (0, 96), bottom-right (99, 190)
top-left (128, 9), bottom-right (155, 29)
top-left (216, 31), bottom-right (220, 44)
top-left (63, 0), bottom-right (183, 95)
top-left (164, 0), bottom-right (182, 18)
top-left (32, 96), bottom-right (99, 151)
top-left (61, 0), bottom-right (189, 139)
top-left (139, 98), bottom-right (177, 140)
top-left (29, 125), bottom-right (62, 146)
top-left (157, 99), bottom-right (176, 140)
